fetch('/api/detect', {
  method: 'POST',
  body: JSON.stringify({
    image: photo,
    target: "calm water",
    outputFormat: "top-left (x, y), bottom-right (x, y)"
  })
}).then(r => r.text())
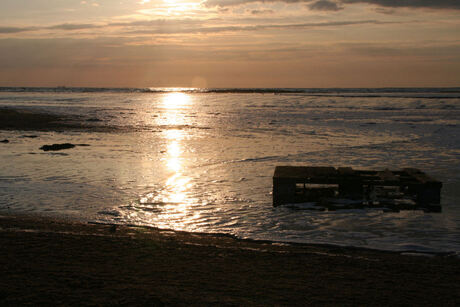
top-left (1, 88), bottom-right (459, 254)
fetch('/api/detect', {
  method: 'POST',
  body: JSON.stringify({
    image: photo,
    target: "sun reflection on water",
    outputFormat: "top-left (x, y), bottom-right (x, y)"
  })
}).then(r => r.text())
top-left (166, 141), bottom-right (181, 172)
top-left (152, 92), bottom-right (198, 229)
top-left (165, 130), bottom-right (183, 172)
top-left (157, 93), bottom-right (192, 127)
top-left (162, 92), bottom-right (191, 109)
top-left (122, 92), bottom-right (203, 230)
top-left (165, 174), bottom-right (191, 203)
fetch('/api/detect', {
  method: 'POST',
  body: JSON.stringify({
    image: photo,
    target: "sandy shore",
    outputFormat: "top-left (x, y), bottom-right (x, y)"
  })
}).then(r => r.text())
top-left (1, 214), bottom-right (459, 306)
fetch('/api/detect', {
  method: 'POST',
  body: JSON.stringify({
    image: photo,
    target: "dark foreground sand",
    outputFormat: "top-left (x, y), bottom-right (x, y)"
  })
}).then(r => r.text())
top-left (1, 214), bottom-right (459, 306)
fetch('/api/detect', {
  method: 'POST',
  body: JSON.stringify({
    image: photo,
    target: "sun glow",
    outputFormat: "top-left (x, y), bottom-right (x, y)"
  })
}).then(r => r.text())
top-left (137, 0), bottom-right (200, 16)
top-left (163, 0), bottom-right (200, 15)
top-left (163, 0), bottom-right (196, 7)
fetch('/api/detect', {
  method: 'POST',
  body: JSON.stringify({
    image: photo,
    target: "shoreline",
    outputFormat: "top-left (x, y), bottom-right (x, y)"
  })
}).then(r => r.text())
top-left (7, 209), bottom-right (458, 257)
top-left (1, 213), bottom-right (459, 305)
top-left (88, 221), bottom-right (458, 258)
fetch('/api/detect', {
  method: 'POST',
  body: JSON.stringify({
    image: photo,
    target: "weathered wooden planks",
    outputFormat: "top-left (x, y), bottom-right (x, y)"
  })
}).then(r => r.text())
top-left (273, 166), bottom-right (442, 212)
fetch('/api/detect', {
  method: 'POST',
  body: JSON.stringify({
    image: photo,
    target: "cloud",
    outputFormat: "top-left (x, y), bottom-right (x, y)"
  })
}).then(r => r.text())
top-left (342, 0), bottom-right (460, 9)
top-left (126, 19), bottom-right (393, 35)
top-left (0, 23), bottom-right (102, 34)
top-left (339, 41), bottom-right (460, 58)
top-left (0, 26), bottom-right (35, 33)
top-left (373, 7), bottom-right (397, 14)
top-left (1, 37), bottom-right (458, 87)
top-left (203, 0), bottom-right (460, 9)
top-left (2, 37), bottom-right (458, 71)
top-left (0, 18), bottom-right (394, 37)
top-left (0, 19), bottom-right (200, 35)
top-left (308, 0), bottom-right (343, 11)
top-left (203, 0), bottom-right (313, 8)
top-left (46, 23), bottom-right (102, 30)
top-left (108, 19), bottom-right (204, 28)
top-left (203, 0), bottom-right (261, 7)
top-left (250, 9), bottom-right (275, 14)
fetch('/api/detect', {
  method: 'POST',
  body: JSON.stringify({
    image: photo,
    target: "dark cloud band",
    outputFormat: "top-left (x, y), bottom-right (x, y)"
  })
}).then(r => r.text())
top-left (0, 24), bottom-right (101, 34)
top-left (309, 0), bottom-right (342, 11)
top-left (204, 0), bottom-right (460, 9)
top-left (125, 20), bottom-right (393, 35)
top-left (342, 0), bottom-right (460, 9)
top-left (0, 27), bottom-right (36, 33)
top-left (0, 19), bottom-right (394, 36)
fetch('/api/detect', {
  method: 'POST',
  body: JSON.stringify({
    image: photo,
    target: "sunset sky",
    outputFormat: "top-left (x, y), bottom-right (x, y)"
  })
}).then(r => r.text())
top-left (0, 0), bottom-right (459, 87)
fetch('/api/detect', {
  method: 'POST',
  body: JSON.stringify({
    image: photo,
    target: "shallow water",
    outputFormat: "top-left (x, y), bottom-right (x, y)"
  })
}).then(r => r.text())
top-left (1, 88), bottom-right (459, 254)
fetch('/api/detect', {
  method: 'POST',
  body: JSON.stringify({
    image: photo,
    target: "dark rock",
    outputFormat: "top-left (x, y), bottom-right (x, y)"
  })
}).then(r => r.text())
top-left (0, 139), bottom-right (9, 143)
top-left (76, 144), bottom-right (90, 147)
top-left (40, 143), bottom-right (76, 151)
top-left (86, 118), bottom-right (102, 122)
top-left (22, 135), bottom-right (38, 138)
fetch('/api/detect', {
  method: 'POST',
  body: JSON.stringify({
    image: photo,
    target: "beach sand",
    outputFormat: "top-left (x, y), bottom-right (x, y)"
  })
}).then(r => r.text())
top-left (1, 214), bottom-right (459, 306)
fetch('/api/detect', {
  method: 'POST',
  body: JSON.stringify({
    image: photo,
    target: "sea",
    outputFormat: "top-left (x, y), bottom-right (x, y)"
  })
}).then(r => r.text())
top-left (1, 87), bottom-right (459, 255)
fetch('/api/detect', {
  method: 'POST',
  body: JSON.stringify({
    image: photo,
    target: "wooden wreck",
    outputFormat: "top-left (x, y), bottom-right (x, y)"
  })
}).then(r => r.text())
top-left (273, 166), bottom-right (442, 212)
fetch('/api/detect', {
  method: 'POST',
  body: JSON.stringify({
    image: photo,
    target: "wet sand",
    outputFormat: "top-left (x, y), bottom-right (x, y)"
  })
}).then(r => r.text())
top-left (1, 214), bottom-right (459, 306)
top-left (0, 108), bottom-right (114, 131)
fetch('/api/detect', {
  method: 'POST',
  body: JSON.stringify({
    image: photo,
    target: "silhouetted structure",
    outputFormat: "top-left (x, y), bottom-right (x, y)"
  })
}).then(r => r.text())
top-left (273, 166), bottom-right (442, 212)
